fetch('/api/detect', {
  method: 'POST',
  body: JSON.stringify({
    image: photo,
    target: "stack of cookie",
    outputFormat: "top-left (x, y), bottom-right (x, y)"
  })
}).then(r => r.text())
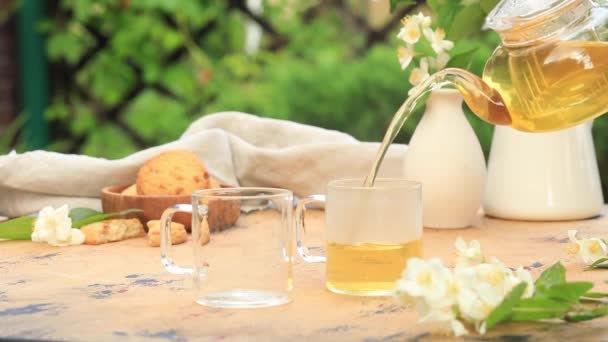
top-left (91, 150), bottom-right (234, 246)
top-left (134, 150), bottom-right (219, 247)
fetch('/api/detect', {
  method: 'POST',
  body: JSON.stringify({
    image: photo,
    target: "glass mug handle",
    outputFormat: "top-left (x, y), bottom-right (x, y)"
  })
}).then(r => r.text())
top-left (295, 195), bottom-right (327, 263)
top-left (160, 204), bottom-right (196, 275)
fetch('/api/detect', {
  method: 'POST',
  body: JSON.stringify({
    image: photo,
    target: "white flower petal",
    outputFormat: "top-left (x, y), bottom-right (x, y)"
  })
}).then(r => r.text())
top-left (451, 319), bottom-right (468, 336)
top-left (70, 229), bottom-right (85, 245)
top-left (397, 45), bottom-right (415, 70)
top-left (32, 205), bottom-right (80, 247)
top-left (47, 236), bottom-right (69, 247)
top-left (455, 237), bottom-right (467, 251)
top-left (420, 57), bottom-right (429, 72)
top-left (56, 204), bottom-right (70, 218)
top-left (514, 267), bottom-right (535, 298)
top-left (55, 222), bottom-right (72, 241)
top-left (32, 229), bottom-right (45, 242)
top-left (398, 21), bottom-right (421, 45)
top-left (568, 230), bottom-right (579, 243)
top-left (579, 238), bottom-right (608, 263)
top-left (440, 40), bottom-right (454, 52)
top-left (455, 238), bottom-right (484, 268)
top-left (423, 27), bottom-right (434, 41)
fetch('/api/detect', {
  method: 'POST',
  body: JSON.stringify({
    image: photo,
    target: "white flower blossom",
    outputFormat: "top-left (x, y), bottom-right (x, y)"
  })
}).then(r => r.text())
top-left (423, 28), bottom-right (455, 54)
top-left (395, 258), bottom-right (455, 305)
top-left (457, 282), bottom-right (502, 327)
top-left (428, 51), bottom-right (451, 70)
top-left (409, 57), bottom-right (430, 86)
top-left (455, 261), bottom-right (525, 333)
top-left (31, 205), bottom-right (84, 247)
top-left (394, 238), bottom-right (536, 336)
top-left (455, 237), bottom-right (484, 268)
top-left (568, 230), bottom-right (608, 264)
top-left (473, 260), bottom-right (516, 296)
top-left (397, 45), bottom-right (415, 70)
top-left (410, 12), bottom-right (432, 28)
top-left (397, 19), bottom-right (422, 44)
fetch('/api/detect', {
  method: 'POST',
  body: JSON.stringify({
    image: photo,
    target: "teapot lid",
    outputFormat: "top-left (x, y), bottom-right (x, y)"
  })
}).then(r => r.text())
top-left (485, 0), bottom-right (595, 46)
top-left (485, 0), bottom-right (586, 31)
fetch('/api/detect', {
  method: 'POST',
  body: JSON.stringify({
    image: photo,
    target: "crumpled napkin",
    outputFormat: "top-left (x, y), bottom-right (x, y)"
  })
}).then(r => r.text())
top-left (0, 112), bottom-right (406, 217)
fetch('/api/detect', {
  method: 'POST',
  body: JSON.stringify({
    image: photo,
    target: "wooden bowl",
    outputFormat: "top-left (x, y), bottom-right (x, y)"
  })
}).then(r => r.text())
top-left (102, 185), bottom-right (192, 230)
top-left (101, 185), bottom-right (241, 232)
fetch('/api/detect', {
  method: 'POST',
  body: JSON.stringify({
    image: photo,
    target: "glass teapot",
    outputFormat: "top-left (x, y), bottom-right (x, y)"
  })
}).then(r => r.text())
top-left (365, 0), bottom-right (608, 186)
top-left (416, 0), bottom-right (608, 132)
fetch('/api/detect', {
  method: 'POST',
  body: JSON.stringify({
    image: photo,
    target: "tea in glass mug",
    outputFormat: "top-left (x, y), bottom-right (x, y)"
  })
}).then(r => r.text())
top-left (296, 179), bottom-right (423, 296)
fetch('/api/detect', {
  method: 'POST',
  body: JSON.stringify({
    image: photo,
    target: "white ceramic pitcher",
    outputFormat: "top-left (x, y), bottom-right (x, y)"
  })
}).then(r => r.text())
top-left (483, 122), bottom-right (604, 221)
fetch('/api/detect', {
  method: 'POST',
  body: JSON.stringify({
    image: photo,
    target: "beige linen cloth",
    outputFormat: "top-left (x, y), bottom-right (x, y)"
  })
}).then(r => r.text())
top-left (0, 112), bottom-right (406, 217)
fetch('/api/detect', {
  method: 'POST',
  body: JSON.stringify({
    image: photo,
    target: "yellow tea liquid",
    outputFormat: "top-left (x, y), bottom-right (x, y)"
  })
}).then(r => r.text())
top-left (325, 240), bottom-right (422, 295)
top-left (479, 40), bottom-right (608, 132)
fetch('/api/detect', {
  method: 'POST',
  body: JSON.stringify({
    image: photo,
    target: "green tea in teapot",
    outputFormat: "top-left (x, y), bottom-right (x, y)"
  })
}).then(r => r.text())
top-left (470, 40), bottom-right (608, 132)
top-left (364, 0), bottom-right (608, 186)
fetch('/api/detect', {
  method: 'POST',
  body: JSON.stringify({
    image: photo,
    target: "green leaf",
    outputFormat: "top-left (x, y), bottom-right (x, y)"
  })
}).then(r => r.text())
top-left (588, 257), bottom-right (608, 269)
top-left (565, 305), bottom-right (608, 322)
top-left (72, 209), bottom-right (143, 228)
top-left (122, 90), bottom-right (190, 144)
top-left (80, 123), bottom-right (138, 159)
top-left (434, 2), bottom-right (463, 31)
top-left (480, 0), bottom-right (500, 14)
top-left (485, 282), bottom-right (527, 330)
top-left (450, 39), bottom-right (480, 58)
top-left (0, 216), bottom-right (35, 240)
top-left (583, 292), bottom-right (608, 299)
top-left (537, 282), bottom-right (594, 303)
top-left (427, 0), bottom-right (441, 13)
top-left (448, 5), bottom-right (485, 40)
top-left (69, 104), bottom-right (97, 136)
top-left (511, 298), bottom-right (571, 321)
top-left (535, 262), bottom-right (566, 289)
top-left (389, 0), bottom-right (415, 11)
top-left (69, 208), bottom-right (103, 223)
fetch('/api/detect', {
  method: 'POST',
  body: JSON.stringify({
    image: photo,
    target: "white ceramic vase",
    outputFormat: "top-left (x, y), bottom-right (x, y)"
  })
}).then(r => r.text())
top-left (483, 122), bottom-right (604, 221)
top-left (403, 89), bottom-right (487, 229)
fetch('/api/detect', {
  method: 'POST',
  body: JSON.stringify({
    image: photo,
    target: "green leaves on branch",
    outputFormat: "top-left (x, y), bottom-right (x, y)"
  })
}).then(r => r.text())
top-left (486, 262), bottom-right (608, 329)
top-left (0, 208), bottom-right (142, 240)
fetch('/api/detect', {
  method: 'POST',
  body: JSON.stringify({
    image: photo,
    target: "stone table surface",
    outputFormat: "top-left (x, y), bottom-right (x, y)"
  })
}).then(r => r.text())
top-left (2, 209), bottom-right (608, 342)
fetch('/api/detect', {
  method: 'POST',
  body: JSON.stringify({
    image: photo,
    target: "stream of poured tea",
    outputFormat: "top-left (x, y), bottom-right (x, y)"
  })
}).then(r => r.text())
top-left (364, 40), bottom-right (608, 187)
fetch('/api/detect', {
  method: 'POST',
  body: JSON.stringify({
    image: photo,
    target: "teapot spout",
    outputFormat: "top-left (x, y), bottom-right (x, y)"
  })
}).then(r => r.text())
top-left (433, 68), bottom-right (512, 126)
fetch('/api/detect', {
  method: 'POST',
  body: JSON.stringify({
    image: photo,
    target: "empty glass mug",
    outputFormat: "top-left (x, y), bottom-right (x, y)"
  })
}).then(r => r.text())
top-left (160, 187), bottom-right (293, 308)
top-left (296, 179), bottom-right (423, 296)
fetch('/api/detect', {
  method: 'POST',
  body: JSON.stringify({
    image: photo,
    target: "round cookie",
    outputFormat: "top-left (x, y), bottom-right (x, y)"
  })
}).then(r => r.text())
top-left (136, 150), bottom-right (210, 195)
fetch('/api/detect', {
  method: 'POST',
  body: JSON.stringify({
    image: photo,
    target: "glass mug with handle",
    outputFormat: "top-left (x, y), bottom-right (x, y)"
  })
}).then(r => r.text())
top-left (296, 179), bottom-right (423, 296)
top-left (160, 187), bottom-right (294, 308)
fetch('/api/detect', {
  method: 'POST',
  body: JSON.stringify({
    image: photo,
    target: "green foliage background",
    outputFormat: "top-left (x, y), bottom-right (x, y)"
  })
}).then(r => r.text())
top-left (4, 0), bottom-right (608, 195)
top-left (32, 0), bottom-right (501, 159)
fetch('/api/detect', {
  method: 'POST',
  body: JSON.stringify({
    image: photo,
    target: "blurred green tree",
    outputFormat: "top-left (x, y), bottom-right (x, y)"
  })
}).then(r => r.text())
top-left (4, 0), bottom-right (608, 195)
